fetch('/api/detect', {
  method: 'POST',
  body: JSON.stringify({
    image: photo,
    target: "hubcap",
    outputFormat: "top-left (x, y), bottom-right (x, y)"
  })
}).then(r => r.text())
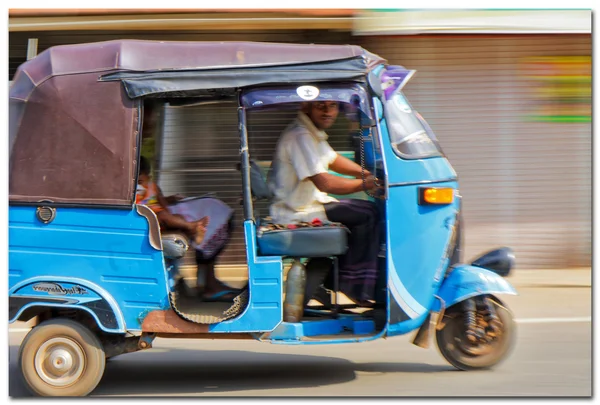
top-left (457, 324), bottom-right (502, 356)
top-left (34, 337), bottom-right (86, 387)
top-left (458, 338), bottom-right (495, 356)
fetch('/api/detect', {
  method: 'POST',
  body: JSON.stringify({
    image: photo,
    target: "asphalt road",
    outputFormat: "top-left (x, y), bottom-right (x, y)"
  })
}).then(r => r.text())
top-left (9, 286), bottom-right (591, 397)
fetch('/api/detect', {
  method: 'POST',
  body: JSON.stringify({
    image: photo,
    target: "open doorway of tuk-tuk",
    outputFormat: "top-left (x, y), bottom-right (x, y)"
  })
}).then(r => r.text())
top-left (138, 97), bottom-right (250, 325)
top-left (242, 91), bottom-right (388, 334)
top-left (138, 94), bottom-right (387, 335)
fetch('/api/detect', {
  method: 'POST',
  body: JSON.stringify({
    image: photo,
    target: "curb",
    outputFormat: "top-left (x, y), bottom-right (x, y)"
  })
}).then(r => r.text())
top-left (509, 282), bottom-right (591, 288)
top-left (506, 269), bottom-right (591, 289)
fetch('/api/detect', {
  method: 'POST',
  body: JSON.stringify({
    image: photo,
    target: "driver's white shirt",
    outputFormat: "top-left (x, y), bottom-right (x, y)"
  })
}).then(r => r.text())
top-left (267, 112), bottom-right (338, 224)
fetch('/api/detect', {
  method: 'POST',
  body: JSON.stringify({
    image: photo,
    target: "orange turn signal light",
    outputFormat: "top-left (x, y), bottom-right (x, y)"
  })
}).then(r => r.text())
top-left (420, 187), bottom-right (454, 205)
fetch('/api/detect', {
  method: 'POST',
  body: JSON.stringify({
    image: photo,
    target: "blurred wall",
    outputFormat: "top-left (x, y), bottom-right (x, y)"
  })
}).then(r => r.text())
top-left (8, 12), bottom-right (591, 269)
top-left (358, 34), bottom-right (591, 268)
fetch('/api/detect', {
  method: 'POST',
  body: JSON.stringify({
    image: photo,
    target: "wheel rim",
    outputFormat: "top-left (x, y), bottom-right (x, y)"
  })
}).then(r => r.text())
top-left (446, 312), bottom-right (506, 357)
top-left (456, 334), bottom-right (497, 356)
top-left (34, 337), bottom-right (86, 387)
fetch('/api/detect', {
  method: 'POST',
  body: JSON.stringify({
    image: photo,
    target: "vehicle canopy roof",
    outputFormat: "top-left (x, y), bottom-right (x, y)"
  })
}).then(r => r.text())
top-left (9, 40), bottom-right (387, 206)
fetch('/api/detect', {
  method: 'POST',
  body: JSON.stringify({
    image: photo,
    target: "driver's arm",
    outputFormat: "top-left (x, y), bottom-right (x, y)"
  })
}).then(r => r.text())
top-left (329, 154), bottom-right (372, 178)
top-left (309, 172), bottom-right (367, 195)
top-left (290, 131), bottom-right (376, 195)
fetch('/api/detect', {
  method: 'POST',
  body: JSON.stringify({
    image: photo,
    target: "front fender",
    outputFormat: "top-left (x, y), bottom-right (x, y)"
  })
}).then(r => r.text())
top-left (432, 265), bottom-right (517, 312)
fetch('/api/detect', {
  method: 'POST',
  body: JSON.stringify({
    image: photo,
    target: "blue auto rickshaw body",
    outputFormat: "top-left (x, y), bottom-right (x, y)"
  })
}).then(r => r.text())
top-left (9, 40), bottom-right (516, 354)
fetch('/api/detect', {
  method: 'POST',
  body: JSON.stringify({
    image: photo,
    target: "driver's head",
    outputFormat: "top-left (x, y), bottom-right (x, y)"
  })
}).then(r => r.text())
top-left (302, 101), bottom-right (339, 130)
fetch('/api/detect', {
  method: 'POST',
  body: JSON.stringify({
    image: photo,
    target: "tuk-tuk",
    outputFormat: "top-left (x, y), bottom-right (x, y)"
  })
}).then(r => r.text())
top-left (9, 40), bottom-right (517, 397)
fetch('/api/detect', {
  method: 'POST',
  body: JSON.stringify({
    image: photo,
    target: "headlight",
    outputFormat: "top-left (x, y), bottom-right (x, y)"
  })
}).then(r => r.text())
top-left (391, 131), bottom-right (442, 159)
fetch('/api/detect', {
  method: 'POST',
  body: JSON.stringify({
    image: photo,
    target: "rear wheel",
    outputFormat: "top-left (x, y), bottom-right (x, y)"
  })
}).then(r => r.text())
top-left (18, 318), bottom-right (106, 396)
top-left (436, 299), bottom-right (515, 370)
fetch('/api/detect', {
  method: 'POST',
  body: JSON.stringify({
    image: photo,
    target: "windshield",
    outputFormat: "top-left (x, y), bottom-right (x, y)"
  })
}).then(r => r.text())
top-left (384, 92), bottom-right (442, 159)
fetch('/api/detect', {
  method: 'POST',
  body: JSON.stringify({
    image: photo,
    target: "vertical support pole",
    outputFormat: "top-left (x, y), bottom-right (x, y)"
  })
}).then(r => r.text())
top-left (132, 99), bottom-right (143, 203)
top-left (332, 256), bottom-right (339, 318)
top-left (26, 38), bottom-right (38, 60)
top-left (154, 102), bottom-right (167, 185)
top-left (238, 91), bottom-right (253, 221)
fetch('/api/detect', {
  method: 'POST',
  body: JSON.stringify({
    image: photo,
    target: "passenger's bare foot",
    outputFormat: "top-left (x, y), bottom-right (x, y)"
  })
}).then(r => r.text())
top-left (198, 216), bottom-right (210, 228)
top-left (194, 217), bottom-right (209, 245)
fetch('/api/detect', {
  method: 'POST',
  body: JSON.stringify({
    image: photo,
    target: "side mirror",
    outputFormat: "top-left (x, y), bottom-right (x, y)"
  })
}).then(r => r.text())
top-left (470, 247), bottom-right (515, 277)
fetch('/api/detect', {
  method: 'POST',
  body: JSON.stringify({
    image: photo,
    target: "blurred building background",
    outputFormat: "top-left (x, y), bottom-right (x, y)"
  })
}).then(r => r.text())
top-left (8, 9), bottom-right (591, 270)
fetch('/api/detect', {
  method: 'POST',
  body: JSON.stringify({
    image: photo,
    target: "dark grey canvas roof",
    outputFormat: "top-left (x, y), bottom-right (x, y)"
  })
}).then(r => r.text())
top-left (9, 40), bottom-right (387, 205)
top-left (12, 40), bottom-right (386, 100)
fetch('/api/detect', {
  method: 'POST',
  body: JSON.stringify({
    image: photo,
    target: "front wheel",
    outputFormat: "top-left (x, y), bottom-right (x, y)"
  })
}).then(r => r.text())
top-left (18, 318), bottom-right (106, 396)
top-left (436, 298), bottom-right (515, 370)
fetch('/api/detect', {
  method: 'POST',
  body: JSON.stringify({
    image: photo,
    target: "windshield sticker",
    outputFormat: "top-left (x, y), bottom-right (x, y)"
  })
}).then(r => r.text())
top-left (381, 67), bottom-right (416, 100)
top-left (297, 85), bottom-right (320, 101)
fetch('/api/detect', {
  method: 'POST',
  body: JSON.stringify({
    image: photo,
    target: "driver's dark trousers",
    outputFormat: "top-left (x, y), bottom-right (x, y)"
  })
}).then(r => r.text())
top-left (319, 199), bottom-right (381, 303)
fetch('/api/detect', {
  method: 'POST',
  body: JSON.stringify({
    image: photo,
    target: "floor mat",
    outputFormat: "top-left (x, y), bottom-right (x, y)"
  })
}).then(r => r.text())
top-left (168, 289), bottom-right (248, 324)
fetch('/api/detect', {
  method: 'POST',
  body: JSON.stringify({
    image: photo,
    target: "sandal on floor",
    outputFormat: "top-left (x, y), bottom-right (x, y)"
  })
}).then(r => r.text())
top-left (202, 289), bottom-right (243, 302)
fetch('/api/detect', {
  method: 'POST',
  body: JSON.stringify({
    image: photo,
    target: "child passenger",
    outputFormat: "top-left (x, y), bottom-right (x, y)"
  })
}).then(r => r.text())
top-left (136, 156), bottom-right (209, 244)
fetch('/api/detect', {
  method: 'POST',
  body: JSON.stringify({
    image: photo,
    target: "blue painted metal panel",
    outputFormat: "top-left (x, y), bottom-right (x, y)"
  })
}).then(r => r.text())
top-left (268, 317), bottom-right (375, 341)
top-left (432, 265), bottom-right (518, 312)
top-left (371, 93), bottom-right (462, 336)
top-left (385, 311), bottom-right (431, 337)
top-left (384, 182), bottom-right (459, 336)
top-left (268, 330), bottom-right (385, 346)
top-left (208, 221), bottom-right (283, 333)
top-left (8, 206), bottom-right (169, 332)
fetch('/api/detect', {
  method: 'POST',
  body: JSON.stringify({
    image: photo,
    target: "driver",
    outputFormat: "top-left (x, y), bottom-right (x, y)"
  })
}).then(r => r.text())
top-left (267, 100), bottom-right (381, 307)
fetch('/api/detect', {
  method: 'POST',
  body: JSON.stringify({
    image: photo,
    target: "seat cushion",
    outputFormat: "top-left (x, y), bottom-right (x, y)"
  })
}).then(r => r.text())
top-left (257, 224), bottom-right (349, 257)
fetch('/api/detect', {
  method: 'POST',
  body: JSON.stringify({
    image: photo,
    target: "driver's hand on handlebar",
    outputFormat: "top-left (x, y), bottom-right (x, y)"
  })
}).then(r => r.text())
top-left (365, 175), bottom-right (384, 193)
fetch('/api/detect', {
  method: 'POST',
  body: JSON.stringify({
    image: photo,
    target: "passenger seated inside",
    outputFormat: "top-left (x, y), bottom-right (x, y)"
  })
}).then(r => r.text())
top-left (267, 101), bottom-right (383, 307)
top-left (136, 156), bottom-right (209, 245)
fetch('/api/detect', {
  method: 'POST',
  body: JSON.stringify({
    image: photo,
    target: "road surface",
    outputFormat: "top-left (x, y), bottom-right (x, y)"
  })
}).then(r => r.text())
top-left (9, 286), bottom-right (591, 397)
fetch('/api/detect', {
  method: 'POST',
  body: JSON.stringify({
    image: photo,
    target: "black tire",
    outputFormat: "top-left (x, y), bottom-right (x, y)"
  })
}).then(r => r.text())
top-left (18, 318), bottom-right (106, 397)
top-left (436, 300), bottom-right (516, 371)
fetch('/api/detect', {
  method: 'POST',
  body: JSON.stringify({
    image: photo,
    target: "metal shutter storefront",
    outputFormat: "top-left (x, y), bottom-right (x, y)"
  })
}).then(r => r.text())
top-left (358, 34), bottom-right (591, 269)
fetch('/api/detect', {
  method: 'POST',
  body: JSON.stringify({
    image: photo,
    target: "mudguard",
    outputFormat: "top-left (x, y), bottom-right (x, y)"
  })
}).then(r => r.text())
top-left (9, 277), bottom-right (126, 333)
top-left (432, 264), bottom-right (517, 312)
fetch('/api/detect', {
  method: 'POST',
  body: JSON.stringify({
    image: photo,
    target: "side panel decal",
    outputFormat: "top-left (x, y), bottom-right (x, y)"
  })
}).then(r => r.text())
top-left (10, 281), bottom-right (119, 330)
